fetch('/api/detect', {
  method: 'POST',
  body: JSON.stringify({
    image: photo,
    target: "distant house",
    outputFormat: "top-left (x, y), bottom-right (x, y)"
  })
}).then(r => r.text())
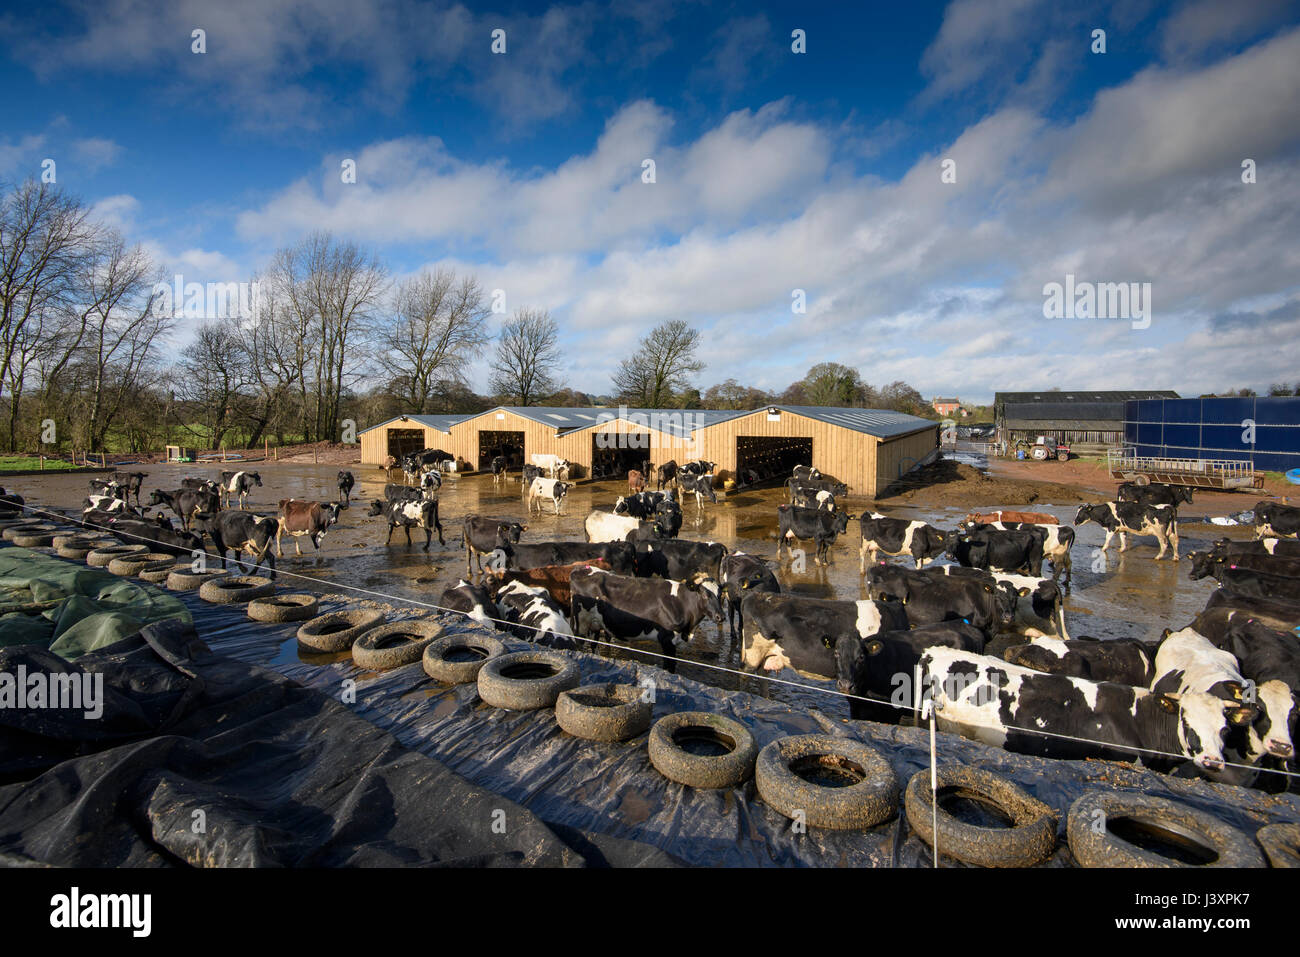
top-left (932, 397), bottom-right (966, 417)
top-left (994, 390), bottom-right (1179, 448)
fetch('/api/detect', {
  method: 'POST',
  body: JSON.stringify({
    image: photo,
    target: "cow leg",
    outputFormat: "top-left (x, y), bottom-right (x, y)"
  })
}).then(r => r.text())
top-left (1118, 532), bottom-right (1128, 552)
top-left (295, 535), bottom-right (304, 557)
top-left (404, 525), bottom-right (413, 546)
top-left (423, 528), bottom-right (432, 551)
top-left (1101, 530), bottom-right (1114, 551)
top-left (385, 524), bottom-right (395, 545)
top-left (275, 525), bottom-right (284, 558)
top-left (657, 632), bottom-right (678, 673)
top-left (859, 539), bottom-right (867, 575)
top-left (1169, 527), bottom-right (1179, 561)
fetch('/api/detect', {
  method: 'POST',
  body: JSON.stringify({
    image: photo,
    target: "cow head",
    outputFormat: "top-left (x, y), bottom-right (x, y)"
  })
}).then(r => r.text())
top-left (687, 578), bottom-right (725, 625)
top-left (498, 522), bottom-right (525, 545)
top-left (1073, 504), bottom-right (1101, 526)
top-left (249, 472), bottom-right (263, 487)
top-left (324, 502), bottom-right (344, 525)
top-left (553, 482), bottom-right (571, 499)
top-left (365, 500), bottom-right (385, 517)
top-left (831, 509), bottom-right (850, 534)
top-left (613, 496), bottom-right (629, 515)
top-left (1186, 551), bottom-right (1219, 580)
top-left (190, 511), bottom-right (217, 535)
top-left (1248, 681), bottom-right (1298, 761)
top-left (148, 489), bottom-right (167, 506)
top-left (1161, 691), bottom-right (1258, 772)
top-left (833, 634), bottom-right (883, 694)
top-left (991, 582), bottom-right (1020, 627)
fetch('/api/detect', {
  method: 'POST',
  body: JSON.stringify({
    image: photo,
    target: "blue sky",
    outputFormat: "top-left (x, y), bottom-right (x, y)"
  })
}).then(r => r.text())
top-left (2, 0), bottom-right (1298, 403)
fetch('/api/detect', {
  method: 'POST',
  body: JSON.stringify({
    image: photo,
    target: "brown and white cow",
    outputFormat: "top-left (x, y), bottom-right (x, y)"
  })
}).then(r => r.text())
top-left (483, 558), bottom-right (611, 606)
top-left (276, 499), bottom-right (343, 556)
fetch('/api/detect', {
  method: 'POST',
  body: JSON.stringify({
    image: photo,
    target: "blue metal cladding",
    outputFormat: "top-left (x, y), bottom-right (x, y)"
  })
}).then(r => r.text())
top-left (1124, 397), bottom-right (1300, 473)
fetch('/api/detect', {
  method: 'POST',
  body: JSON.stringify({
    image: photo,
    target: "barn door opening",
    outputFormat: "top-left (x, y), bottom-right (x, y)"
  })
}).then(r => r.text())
top-left (478, 431), bottom-right (525, 471)
top-left (735, 436), bottom-right (813, 486)
top-left (387, 429), bottom-right (425, 462)
top-left (591, 436), bottom-right (651, 481)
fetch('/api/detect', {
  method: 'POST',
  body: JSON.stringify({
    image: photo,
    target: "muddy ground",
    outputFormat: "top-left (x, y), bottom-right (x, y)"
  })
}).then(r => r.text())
top-left (7, 445), bottom-right (1279, 720)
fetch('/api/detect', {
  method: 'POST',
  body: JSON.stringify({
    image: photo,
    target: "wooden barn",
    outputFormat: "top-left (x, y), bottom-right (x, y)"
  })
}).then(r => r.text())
top-left (359, 404), bottom-right (938, 498)
top-left (690, 405), bottom-right (938, 498)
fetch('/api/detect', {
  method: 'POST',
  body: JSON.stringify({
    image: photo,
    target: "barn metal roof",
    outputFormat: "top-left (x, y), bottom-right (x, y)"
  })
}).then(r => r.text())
top-left (995, 390), bottom-right (1178, 405)
top-left (359, 413), bottom-right (476, 435)
top-left (769, 406), bottom-right (939, 439)
top-left (499, 406), bottom-right (746, 438)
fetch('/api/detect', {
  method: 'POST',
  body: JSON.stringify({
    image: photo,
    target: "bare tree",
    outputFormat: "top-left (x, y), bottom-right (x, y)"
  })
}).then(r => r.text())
top-left (177, 320), bottom-right (252, 449)
top-left (0, 181), bottom-right (98, 450)
top-left (490, 308), bottom-right (561, 406)
top-left (271, 233), bottom-right (387, 442)
top-left (380, 268), bottom-right (490, 412)
top-left (611, 319), bottom-right (704, 407)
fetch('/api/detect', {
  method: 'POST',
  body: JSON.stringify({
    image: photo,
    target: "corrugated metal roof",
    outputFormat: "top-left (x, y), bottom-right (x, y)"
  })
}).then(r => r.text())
top-left (1004, 401), bottom-right (1126, 421)
top-left (359, 413), bottom-right (476, 435)
top-left (996, 390), bottom-right (1178, 404)
top-left (1004, 419), bottom-right (1122, 431)
top-left (772, 406), bottom-right (939, 439)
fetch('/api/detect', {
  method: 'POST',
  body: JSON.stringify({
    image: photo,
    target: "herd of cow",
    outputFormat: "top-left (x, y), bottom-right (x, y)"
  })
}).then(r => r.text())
top-left (20, 451), bottom-right (1300, 790)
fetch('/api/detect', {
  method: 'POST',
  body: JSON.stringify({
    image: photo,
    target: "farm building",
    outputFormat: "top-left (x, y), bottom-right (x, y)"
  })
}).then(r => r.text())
top-left (994, 390), bottom-right (1179, 449)
top-left (359, 404), bottom-right (939, 498)
top-left (1125, 395), bottom-right (1300, 474)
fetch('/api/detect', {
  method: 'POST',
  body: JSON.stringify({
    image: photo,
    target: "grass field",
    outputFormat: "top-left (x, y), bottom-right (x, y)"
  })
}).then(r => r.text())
top-left (0, 456), bottom-right (83, 472)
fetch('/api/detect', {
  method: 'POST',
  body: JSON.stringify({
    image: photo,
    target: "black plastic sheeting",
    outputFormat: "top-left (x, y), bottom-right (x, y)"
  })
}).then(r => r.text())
top-left (171, 586), bottom-right (1300, 867)
top-left (0, 617), bottom-right (678, 867)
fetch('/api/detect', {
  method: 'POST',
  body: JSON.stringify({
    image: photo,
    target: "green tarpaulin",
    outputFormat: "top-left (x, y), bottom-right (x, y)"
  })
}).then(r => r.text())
top-left (0, 548), bottom-right (191, 660)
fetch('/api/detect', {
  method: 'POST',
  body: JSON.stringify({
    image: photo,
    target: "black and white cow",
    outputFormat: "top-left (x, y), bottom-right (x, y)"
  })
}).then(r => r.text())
top-left (676, 471), bottom-right (717, 510)
top-left (614, 490), bottom-right (667, 518)
top-left (181, 477), bottom-right (220, 495)
top-left (653, 496), bottom-right (683, 539)
top-left (1254, 501), bottom-right (1300, 540)
top-left (791, 485), bottom-right (837, 511)
top-left (1199, 589), bottom-right (1300, 639)
top-left (462, 514), bottom-right (527, 575)
top-left (834, 623), bottom-right (987, 723)
top-left (1205, 616), bottom-right (1300, 762)
top-left (105, 517), bottom-right (203, 557)
top-left (739, 591), bottom-right (909, 677)
top-left (791, 464), bottom-right (823, 484)
top-left (492, 579), bottom-right (578, 649)
top-left (418, 468), bottom-right (442, 500)
top-left (1116, 482), bottom-right (1194, 508)
top-left (337, 470), bottom-right (355, 504)
top-left (439, 579), bottom-right (501, 629)
top-left (219, 470), bottom-right (263, 509)
top-left (366, 497), bottom-right (445, 550)
top-left (108, 471), bottom-right (148, 507)
top-left (82, 493), bottom-right (137, 517)
top-left (491, 455), bottom-right (508, 485)
top-left (496, 540), bottom-right (637, 576)
top-left (88, 478), bottom-right (127, 501)
top-left (1205, 536), bottom-right (1300, 561)
top-left (527, 477), bottom-right (571, 515)
top-left (1188, 548), bottom-right (1300, 584)
top-left (149, 487), bottom-right (220, 531)
top-left (656, 460), bottom-right (678, 490)
top-left (857, 513), bottom-right (949, 571)
top-left (1074, 502), bottom-right (1179, 560)
top-left (521, 464), bottom-right (545, 491)
top-left (989, 572), bottom-right (1069, 638)
top-left (960, 520), bottom-right (1075, 586)
top-left (1216, 564), bottom-right (1300, 603)
top-left (1003, 635), bottom-right (1158, 686)
top-left (719, 550), bottom-right (780, 636)
top-left (864, 564), bottom-right (1017, 638)
top-left (679, 460), bottom-right (715, 477)
top-left (918, 647), bottom-right (1256, 775)
top-left (569, 568), bottom-right (723, 671)
top-left (1152, 626), bottom-right (1296, 771)
top-left (633, 539), bottom-right (727, 581)
top-left (191, 510), bottom-right (278, 578)
top-left (776, 504), bottom-right (850, 565)
top-left (945, 527), bottom-right (1046, 576)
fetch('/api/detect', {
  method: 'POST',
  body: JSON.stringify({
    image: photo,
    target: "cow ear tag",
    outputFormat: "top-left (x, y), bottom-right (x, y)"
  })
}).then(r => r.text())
top-left (1158, 696), bottom-right (1177, 712)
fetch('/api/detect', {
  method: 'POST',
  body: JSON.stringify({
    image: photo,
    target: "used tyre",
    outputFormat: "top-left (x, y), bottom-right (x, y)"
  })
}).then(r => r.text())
top-left (11, 530), bottom-right (56, 547)
top-left (1067, 791), bottom-right (1265, 868)
top-left (247, 593), bottom-right (320, 623)
top-left (757, 734), bottom-right (899, 831)
top-left (3, 523), bottom-right (54, 543)
top-left (422, 633), bottom-right (508, 684)
top-left (165, 567), bottom-right (227, 591)
top-left (1257, 822), bottom-right (1300, 868)
top-left (55, 537), bottom-right (110, 559)
top-left (904, 765), bottom-right (1057, 866)
top-left (477, 650), bottom-right (580, 711)
top-left (352, 619), bottom-right (444, 670)
top-left (297, 609), bottom-right (386, 653)
top-left (648, 712), bottom-right (758, 789)
top-left (86, 543), bottom-right (148, 567)
top-left (107, 551), bottom-right (176, 577)
top-left (198, 575), bottom-right (275, 604)
top-left (137, 557), bottom-right (183, 583)
top-left (556, 683), bottom-right (652, 742)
